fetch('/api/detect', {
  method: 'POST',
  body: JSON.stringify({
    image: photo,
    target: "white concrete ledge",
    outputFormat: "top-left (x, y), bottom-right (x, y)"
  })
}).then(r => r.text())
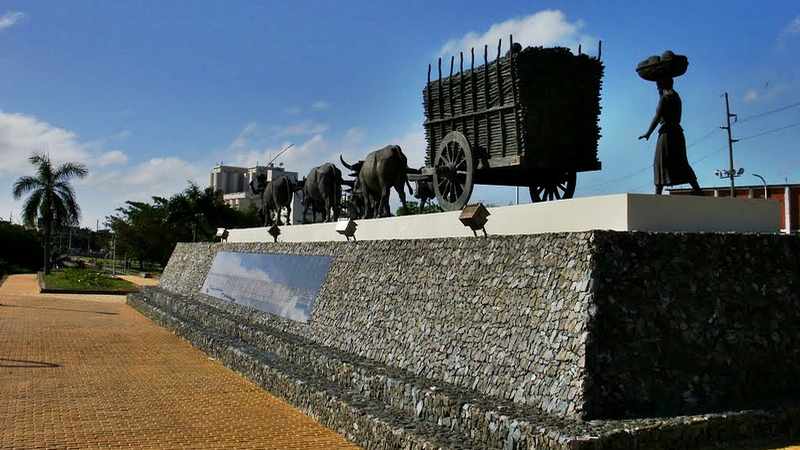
top-left (226, 193), bottom-right (781, 243)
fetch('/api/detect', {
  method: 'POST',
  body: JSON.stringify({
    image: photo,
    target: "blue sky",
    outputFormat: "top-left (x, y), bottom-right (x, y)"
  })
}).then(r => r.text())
top-left (1, 1), bottom-right (798, 227)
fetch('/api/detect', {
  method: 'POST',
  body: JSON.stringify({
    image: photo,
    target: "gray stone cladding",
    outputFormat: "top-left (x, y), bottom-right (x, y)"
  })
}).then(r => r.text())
top-left (128, 287), bottom-right (800, 450)
top-left (586, 232), bottom-right (800, 419)
top-left (160, 234), bottom-right (594, 419)
top-left (155, 231), bottom-right (800, 423)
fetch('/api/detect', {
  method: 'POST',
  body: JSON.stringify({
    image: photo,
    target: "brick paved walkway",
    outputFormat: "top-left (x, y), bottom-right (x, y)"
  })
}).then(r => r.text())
top-left (0, 274), bottom-right (360, 450)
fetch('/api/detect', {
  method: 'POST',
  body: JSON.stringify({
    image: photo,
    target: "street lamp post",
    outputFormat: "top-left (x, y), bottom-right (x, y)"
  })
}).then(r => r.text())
top-left (752, 174), bottom-right (768, 199)
top-left (715, 168), bottom-right (744, 196)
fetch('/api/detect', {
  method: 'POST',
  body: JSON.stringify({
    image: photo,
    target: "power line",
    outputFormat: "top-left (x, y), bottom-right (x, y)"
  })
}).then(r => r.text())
top-left (623, 145), bottom-right (727, 193)
top-left (582, 98), bottom-right (800, 195)
top-left (737, 120), bottom-right (800, 142)
top-left (686, 127), bottom-right (720, 149)
top-left (581, 126), bottom-right (721, 193)
top-left (737, 100), bottom-right (800, 124)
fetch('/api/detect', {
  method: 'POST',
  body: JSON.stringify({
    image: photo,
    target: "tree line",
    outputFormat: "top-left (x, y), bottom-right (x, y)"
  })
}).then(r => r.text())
top-left (106, 183), bottom-right (261, 268)
top-left (8, 153), bottom-right (261, 274)
top-left (9, 152), bottom-right (439, 276)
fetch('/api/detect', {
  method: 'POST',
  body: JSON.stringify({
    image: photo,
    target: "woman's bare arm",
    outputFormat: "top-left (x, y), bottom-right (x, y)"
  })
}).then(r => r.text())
top-left (638, 96), bottom-right (663, 140)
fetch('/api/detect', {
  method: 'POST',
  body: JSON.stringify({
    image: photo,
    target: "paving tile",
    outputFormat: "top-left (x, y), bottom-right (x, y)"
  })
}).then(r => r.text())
top-left (0, 274), bottom-right (360, 450)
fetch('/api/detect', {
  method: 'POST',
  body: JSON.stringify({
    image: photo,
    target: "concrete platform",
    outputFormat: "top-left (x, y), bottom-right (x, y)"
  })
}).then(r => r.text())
top-left (227, 193), bottom-right (780, 243)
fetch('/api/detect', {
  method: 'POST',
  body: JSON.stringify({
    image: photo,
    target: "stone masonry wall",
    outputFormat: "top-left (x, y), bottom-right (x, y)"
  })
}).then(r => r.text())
top-left (160, 234), bottom-right (596, 419)
top-left (585, 232), bottom-right (800, 419)
top-left (159, 231), bottom-right (800, 421)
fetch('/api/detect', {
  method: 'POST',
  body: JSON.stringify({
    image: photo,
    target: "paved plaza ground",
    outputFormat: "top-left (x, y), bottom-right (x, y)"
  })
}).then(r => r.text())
top-left (1, 273), bottom-right (797, 450)
top-left (0, 274), bottom-right (360, 450)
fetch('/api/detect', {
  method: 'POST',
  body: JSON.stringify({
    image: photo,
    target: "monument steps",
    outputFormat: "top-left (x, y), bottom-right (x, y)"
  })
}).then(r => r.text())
top-left (129, 288), bottom-right (800, 450)
top-left (129, 292), bottom-right (493, 449)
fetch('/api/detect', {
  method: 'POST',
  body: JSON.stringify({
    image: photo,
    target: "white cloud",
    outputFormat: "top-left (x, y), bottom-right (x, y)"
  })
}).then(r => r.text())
top-left (95, 150), bottom-right (128, 167)
top-left (229, 122), bottom-right (259, 151)
top-left (276, 121), bottom-right (328, 137)
top-left (0, 111), bottom-right (90, 174)
top-left (0, 11), bottom-right (25, 31)
top-left (342, 127), bottom-right (366, 146)
top-left (121, 157), bottom-right (202, 187)
top-left (778, 16), bottom-right (800, 46)
top-left (0, 110), bottom-right (205, 228)
top-left (783, 16), bottom-right (800, 36)
top-left (228, 121), bottom-right (329, 152)
top-left (743, 89), bottom-right (760, 103)
top-left (390, 127), bottom-right (426, 170)
top-left (112, 129), bottom-right (132, 140)
top-left (438, 10), bottom-right (594, 59)
top-left (311, 100), bottom-right (330, 111)
top-left (231, 133), bottom-right (328, 174)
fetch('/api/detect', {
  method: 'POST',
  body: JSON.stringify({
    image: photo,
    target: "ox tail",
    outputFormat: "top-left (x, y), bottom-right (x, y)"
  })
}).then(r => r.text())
top-left (405, 179), bottom-right (413, 196)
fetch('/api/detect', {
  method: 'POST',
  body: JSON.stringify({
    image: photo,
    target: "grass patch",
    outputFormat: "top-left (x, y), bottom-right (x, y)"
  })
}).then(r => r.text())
top-left (43, 268), bottom-right (138, 292)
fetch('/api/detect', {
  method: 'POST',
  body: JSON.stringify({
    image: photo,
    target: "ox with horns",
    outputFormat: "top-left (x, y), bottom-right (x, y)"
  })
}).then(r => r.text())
top-left (340, 145), bottom-right (413, 219)
top-left (249, 173), bottom-right (296, 226)
top-left (301, 162), bottom-right (343, 223)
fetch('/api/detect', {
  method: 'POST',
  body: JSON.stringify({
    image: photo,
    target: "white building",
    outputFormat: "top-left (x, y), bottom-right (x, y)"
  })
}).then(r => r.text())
top-left (210, 164), bottom-right (304, 224)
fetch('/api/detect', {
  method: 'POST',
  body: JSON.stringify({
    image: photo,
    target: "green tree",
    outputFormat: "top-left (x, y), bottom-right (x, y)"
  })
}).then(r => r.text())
top-left (107, 181), bottom-right (261, 268)
top-left (396, 201), bottom-right (443, 216)
top-left (12, 153), bottom-right (87, 274)
top-left (107, 199), bottom-right (172, 269)
top-left (0, 221), bottom-right (42, 276)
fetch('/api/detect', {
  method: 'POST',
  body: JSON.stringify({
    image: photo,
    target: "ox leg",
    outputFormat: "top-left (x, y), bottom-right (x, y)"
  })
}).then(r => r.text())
top-left (380, 186), bottom-right (391, 217)
top-left (285, 204), bottom-right (291, 225)
top-left (363, 193), bottom-right (374, 219)
top-left (395, 181), bottom-right (408, 211)
top-left (264, 207), bottom-right (273, 226)
top-left (324, 198), bottom-right (333, 222)
top-left (303, 200), bottom-right (311, 224)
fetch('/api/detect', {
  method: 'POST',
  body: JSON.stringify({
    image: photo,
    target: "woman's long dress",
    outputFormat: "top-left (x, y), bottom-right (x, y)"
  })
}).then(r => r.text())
top-left (653, 90), bottom-right (697, 186)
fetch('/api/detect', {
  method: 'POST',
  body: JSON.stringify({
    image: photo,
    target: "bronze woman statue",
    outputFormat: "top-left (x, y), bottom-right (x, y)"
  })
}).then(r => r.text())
top-left (637, 52), bottom-right (702, 195)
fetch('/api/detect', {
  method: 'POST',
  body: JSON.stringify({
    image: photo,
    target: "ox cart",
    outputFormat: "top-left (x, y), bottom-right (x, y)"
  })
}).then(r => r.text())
top-left (416, 39), bottom-right (604, 210)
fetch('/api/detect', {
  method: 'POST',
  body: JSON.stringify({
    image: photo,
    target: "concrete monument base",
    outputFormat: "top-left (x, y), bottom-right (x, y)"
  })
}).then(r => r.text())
top-left (226, 193), bottom-right (780, 243)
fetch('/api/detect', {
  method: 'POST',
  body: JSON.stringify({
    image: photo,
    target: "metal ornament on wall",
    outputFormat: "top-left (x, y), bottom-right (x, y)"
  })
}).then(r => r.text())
top-left (268, 224), bottom-right (281, 242)
top-left (459, 203), bottom-right (490, 237)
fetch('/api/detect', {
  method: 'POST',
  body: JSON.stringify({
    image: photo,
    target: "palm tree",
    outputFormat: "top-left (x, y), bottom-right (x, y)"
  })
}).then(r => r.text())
top-left (12, 153), bottom-right (88, 274)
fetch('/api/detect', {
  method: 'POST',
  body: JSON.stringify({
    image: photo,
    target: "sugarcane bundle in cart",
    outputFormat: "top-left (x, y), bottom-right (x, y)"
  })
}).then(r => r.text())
top-left (418, 37), bottom-right (604, 210)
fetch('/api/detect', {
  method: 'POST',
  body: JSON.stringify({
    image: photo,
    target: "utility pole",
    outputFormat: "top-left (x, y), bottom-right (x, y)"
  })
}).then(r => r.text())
top-left (720, 92), bottom-right (739, 197)
top-left (111, 234), bottom-right (116, 276)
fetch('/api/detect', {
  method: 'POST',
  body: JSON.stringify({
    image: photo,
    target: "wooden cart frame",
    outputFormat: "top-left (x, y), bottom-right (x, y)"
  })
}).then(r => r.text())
top-left (417, 37), bottom-right (604, 211)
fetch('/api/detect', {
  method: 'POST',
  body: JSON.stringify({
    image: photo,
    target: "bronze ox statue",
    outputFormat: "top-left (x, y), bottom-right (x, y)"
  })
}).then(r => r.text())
top-left (340, 145), bottom-right (413, 219)
top-left (412, 169), bottom-right (436, 211)
top-left (249, 174), bottom-right (295, 226)
top-left (302, 163), bottom-right (343, 223)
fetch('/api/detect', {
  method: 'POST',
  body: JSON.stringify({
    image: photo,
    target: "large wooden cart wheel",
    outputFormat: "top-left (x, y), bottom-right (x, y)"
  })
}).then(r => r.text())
top-left (433, 131), bottom-right (475, 211)
top-left (529, 171), bottom-right (577, 202)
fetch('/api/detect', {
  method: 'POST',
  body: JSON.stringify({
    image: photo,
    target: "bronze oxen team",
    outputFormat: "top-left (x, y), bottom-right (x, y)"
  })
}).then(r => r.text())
top-left (249, 145), bottom-right (416, 226)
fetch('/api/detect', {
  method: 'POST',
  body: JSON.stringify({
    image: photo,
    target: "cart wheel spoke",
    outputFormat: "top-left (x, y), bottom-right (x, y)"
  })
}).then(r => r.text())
top-left (529, 170), bottom-right (576, 203)
top-left (433, 131), bottom-right (474, 211)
